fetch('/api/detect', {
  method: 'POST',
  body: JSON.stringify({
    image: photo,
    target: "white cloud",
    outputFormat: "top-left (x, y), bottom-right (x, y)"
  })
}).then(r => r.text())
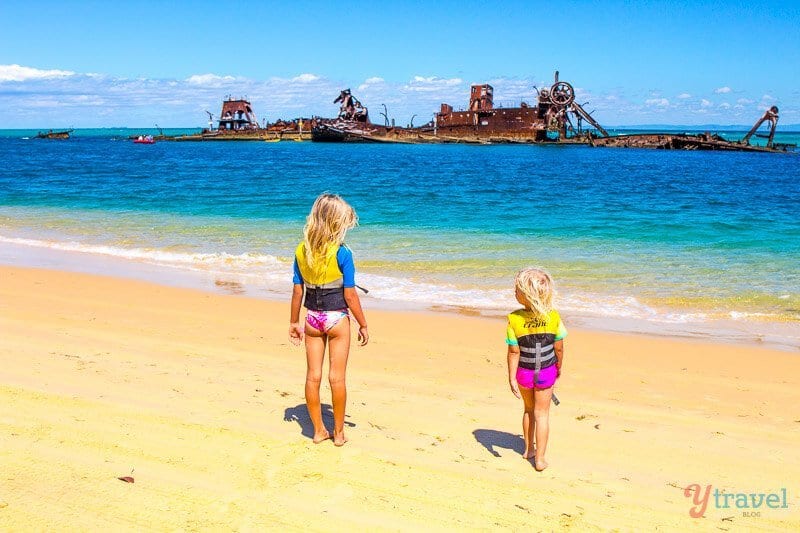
top-left (677, 93), bottom-right (692, 99)
top-left (645, 98), bottom-right (670, 107)
top-left (736, 98), bottom-right (754, 105)
top-left (0, 64), bottom-right (74, 82)
top-left (718, 102), bottom-right (731, 109)
top-left (714, 86), bottom-right (732, 94)
top-left (291, 73), bottom-right (320, 83)
top-left (186, 73), bottom-right (237, 86)
top-left (358, 76), bottom-right (386, 91)
top-left (405, 76), bottom-right (463, 91)
top-left (700, 99), bottom-right (713, 107)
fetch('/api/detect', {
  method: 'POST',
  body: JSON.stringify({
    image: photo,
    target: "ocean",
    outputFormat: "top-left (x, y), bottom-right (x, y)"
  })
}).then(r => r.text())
top-left (1, 129), bottom-right (798, 350)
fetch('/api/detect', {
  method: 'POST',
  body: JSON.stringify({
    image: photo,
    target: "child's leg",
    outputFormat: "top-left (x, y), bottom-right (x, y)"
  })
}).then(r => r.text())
top-left (304, 324), bottom-right (330, 443)
top-left (326, 317), bottom-right (351, 446)
top-left (519, 386), bottom-right (535, 459)
top-left (532, 386), bottom-right (554, 471)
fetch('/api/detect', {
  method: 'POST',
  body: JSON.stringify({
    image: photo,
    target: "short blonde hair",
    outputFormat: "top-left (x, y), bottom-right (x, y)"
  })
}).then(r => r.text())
top-left (303, 193), bottom-right (358, 271)
top-left (515, 267), bottom-right (555, 317)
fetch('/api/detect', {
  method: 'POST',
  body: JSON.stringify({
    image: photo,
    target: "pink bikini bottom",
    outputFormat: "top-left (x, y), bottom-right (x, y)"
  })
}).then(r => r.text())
top-left (306, 309), bottom-right (349, 333)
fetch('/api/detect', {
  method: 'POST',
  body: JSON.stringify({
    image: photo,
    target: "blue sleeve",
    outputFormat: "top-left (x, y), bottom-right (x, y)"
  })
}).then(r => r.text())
top-left (337, 246), bottom-right (356, 288)
top-left (292, 258), bottom-right (303, 285)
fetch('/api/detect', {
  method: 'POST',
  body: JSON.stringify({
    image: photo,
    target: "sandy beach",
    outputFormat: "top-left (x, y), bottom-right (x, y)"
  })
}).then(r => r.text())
top-left (0, 265), bottom-right (797, 530)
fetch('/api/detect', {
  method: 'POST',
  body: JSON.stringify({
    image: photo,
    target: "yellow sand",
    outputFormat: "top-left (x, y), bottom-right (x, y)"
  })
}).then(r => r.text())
top-left (0, 265), bottom-right (797, 531)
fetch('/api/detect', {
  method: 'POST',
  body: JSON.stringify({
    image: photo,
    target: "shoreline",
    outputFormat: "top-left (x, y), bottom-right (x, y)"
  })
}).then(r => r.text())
top-left (1, 264), bottom-right (799, 529)
top-left (1, 236), bottom-right (798, 353)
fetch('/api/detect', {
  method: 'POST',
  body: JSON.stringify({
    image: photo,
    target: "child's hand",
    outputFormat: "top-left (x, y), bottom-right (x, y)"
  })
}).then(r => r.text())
top-left (357, 325), bottom-right (369, 346)
top-left (289, 322), bottom-right (304, 345)
top-left (509, 378), bottom-right (520, 399)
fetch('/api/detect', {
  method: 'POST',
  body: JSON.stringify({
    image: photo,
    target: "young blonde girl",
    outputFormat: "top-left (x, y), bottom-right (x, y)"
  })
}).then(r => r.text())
top-left (289, 194), bottom-right (368, 446)
top-left (506, 267), bottom-right (566, 471)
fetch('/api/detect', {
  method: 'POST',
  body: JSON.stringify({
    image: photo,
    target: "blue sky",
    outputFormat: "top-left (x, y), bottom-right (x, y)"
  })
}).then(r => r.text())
top-left (1, 0), bottom-right (798, 127)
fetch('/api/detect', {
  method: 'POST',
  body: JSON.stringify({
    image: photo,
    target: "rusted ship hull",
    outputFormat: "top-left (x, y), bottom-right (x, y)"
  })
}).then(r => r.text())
top-left (311, 122), bottom-right (403, 143)
top-left (172, 130), bottom-right (312, 141)
top-left (36, 129), bottom-right (73, 139)
top-left (589, 133), bottom-right (796, 152)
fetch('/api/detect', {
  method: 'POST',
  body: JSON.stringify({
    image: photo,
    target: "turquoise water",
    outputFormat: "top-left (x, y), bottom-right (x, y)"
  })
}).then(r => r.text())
top-left (1, 130), bottom-right (798, 349)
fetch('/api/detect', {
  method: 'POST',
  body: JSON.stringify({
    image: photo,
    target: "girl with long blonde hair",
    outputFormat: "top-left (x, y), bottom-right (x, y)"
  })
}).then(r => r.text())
top-left (505, 267), bottom-right (566, 470)
top-left (289, 193), bottom-right (368, 446)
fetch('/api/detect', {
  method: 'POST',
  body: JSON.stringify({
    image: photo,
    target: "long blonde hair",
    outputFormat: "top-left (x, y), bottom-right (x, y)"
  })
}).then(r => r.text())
top-left (515, 267), bottom-right (556, 317)
top-left (302, 193), bottom-right (358, 272)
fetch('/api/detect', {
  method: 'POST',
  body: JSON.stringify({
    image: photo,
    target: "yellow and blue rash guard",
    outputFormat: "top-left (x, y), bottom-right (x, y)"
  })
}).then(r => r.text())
top-left (292, 243), bottom-right (356, 311)
top-left (506, 309), bottom-right (567, 371)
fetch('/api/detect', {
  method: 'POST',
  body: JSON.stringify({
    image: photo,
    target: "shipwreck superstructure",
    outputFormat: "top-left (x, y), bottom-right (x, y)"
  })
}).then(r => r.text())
top-left (216, 98), bottom-right (259, 131)
top-left (172, 97), bottom-right (313, 141)
top-left (311, 72), bottom-right (794, 152)
top-left (312, 72), bottom-right (611, 144)
top-left (432, 73), bottom-right (607, 142)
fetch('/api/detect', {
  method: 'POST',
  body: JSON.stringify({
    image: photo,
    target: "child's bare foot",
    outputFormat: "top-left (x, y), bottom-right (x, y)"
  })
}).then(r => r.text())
top-left (522, 448), bottom-right (535, 460)
top-left (534, 456), bottom-right (549, 471)
top-left (312, 429), bottom-right (331, 444)
top-left (333, 430), bottom-right (348, 447)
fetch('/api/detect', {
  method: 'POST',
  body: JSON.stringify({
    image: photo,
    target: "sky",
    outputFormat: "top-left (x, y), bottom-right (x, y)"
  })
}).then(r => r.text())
top-left (1, 0), bottom-right (798, 128)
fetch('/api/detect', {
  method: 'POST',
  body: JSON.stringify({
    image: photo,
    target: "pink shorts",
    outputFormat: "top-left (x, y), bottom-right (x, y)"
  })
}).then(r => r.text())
top-left (516, 365), bottom-right (557, 390)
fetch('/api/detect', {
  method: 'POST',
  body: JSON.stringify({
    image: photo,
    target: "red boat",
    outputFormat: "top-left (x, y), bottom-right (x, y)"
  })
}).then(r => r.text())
top-left (133, 135), bottom-right (155, 144)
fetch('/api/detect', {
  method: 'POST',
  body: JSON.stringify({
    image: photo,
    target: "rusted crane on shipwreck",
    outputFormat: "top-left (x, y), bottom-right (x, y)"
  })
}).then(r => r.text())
top-left (741, 106), bottom-right (780, 148)
top-left (534, 71), bottom-right (609, 140)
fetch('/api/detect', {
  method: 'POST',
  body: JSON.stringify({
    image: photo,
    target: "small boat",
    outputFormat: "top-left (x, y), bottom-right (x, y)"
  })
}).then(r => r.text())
top-left (36, 129), bottom-right (73, 139)
top-left (263, 138), bottom-right (281, 143)
top-left (133, 135), bottom-right (155, 144)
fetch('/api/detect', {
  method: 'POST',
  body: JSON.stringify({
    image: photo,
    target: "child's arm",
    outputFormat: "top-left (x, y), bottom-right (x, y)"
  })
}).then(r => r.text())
top-left (554, 339), bottom-right (564, 377)
top-left (507, 345), bottom-right (521, 398)
top-left (339, 246), bottom-right (368, 346)
top-left (344, 287), bottom-right (369, 346)
top-left (289, 283), bottom-right (304, 345)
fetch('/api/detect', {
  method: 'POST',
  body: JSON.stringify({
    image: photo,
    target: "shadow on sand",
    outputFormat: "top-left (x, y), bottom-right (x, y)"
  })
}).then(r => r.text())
top-left (472, 429), bottom-right (525, 458)
top-left (284, 403), bottom-right (356, 440)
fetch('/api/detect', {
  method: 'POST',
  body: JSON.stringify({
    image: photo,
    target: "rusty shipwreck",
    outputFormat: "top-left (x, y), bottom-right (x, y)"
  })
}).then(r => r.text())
top-left (35, 129), bottom-right (73, 139)
top-left (173, 97), bottom-right (313, 141)
top-left (311, 72), bottom-right (795, 152)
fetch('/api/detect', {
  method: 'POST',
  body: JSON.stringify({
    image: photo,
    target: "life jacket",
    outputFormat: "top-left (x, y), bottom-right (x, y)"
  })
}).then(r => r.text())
top-left (507, 309), bottom-right (565, 373)
top-left (295, 242), bottom-right (347, 311)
